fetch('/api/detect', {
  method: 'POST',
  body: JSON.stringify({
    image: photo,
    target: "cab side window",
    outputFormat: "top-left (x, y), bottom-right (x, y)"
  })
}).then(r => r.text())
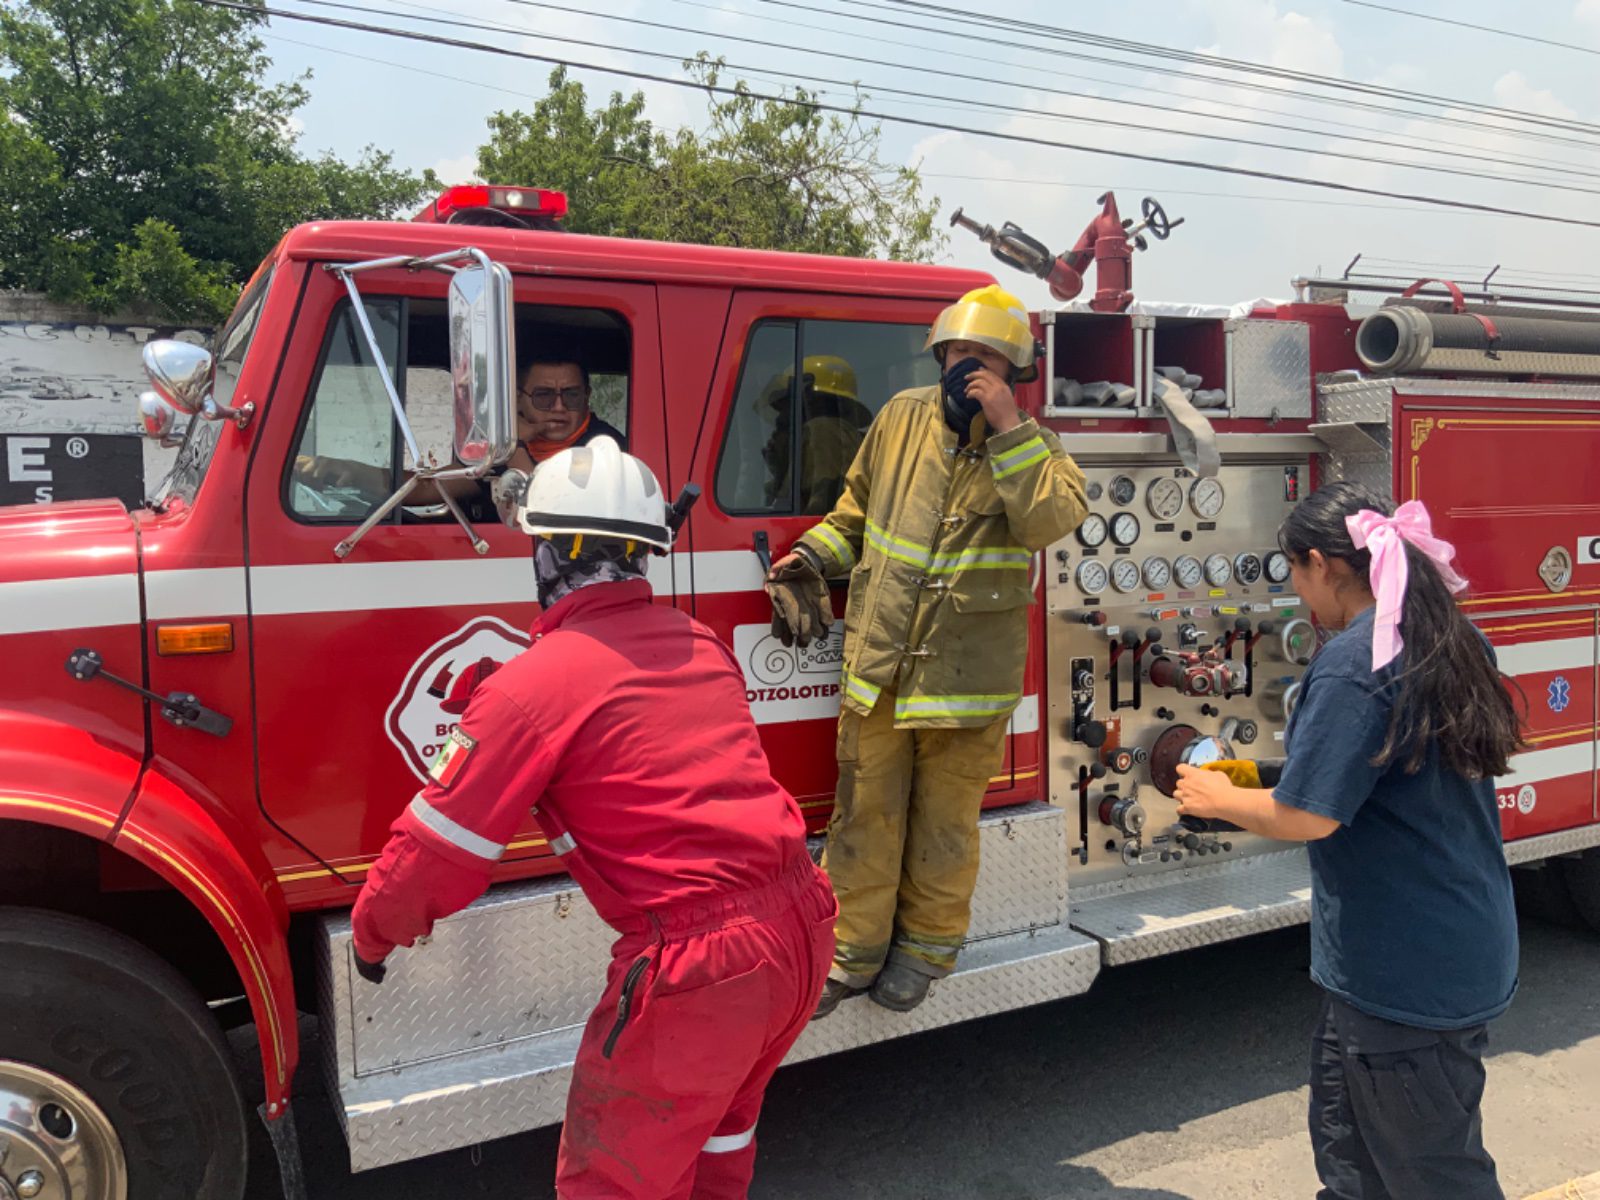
top-left (288, 296), bottom-right (632, 524)
top-left (714, 318), bottom-right (938, 517)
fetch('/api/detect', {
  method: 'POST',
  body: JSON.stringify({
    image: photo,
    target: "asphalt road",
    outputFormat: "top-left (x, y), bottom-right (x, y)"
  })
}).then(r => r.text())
top-left (240, 914), bottom-right (1600, 1199)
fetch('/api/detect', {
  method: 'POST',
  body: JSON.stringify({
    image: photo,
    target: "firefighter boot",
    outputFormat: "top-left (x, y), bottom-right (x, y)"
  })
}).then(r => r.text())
top-left (811, 978), bottom-right (864, 1020)
top-left (868, 959), bottom-right (935, 1012)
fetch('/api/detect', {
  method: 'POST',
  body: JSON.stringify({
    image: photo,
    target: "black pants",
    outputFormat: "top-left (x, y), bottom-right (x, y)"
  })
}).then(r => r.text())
top-left (1309, 993), bottom-right (1503, 1200)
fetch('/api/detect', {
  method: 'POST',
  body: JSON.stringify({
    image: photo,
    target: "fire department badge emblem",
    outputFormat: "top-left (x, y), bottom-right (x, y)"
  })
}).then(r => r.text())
top-left (385, 616), bottom-right (531, 781)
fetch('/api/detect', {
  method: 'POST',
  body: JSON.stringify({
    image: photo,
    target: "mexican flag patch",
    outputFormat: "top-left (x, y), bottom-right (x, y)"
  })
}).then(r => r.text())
top-left (429, 728), bottom-right (477, 788)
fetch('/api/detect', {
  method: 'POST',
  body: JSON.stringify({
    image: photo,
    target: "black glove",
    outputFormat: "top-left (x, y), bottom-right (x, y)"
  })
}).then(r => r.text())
top-left (354, 951), bottom-right (388, 985)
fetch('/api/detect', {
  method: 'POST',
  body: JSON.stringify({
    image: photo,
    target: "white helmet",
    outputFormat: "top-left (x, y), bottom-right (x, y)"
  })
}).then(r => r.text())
top-left (517, 436), bottom-right (672, 551)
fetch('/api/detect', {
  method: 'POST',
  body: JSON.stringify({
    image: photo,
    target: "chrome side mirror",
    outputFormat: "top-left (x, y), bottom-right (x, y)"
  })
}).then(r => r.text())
top-left (138, 391), bottom-right (186, 448)
top-left (143, 339), bottom-right (213, 416)
top-left (448, 261), bottom-right (517, 470)
top-left (142, 338), bottom-right (255, 428)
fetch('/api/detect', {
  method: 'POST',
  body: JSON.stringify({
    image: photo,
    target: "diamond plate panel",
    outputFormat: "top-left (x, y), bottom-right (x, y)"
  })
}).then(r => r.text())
top-left (1228, 320), bottom-right (1311, 418)
top-left (784, 923), bottom-right (1101, 1064)
top-left (1069, 848), bottom-right (1312, 965)
top-left (965, 801), bottom-right (1068, 936)
top-left (330, 924), bottom-right (1101, 1171)
top-left (1319, 378), bottom-right (1397, 425)
top-left (1503, 822), bottom-right (1600, 866)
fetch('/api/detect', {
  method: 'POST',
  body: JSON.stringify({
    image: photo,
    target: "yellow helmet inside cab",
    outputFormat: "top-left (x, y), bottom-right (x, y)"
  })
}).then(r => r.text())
top-left (926, 284), bottom-right (1039, 382)
top-left (801, 354), bottom-right (858, 402)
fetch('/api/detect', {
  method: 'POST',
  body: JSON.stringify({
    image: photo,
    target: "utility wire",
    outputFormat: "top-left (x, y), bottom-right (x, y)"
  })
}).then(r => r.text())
top-left (662, 0), bottom-right (1591, 168)
top-left (194, 0), bottom-right (1600, 229)
top-left (1339, 1), bottom-right (1600, 58)
top-left (748, 0), bottom-right (1600, 150)
top-left (873, 0), bottom-right (1600, 138)
top-left (499, 0), bottom-right (1600, 183)
top-left (272, 0), bottom-right (1600, 198)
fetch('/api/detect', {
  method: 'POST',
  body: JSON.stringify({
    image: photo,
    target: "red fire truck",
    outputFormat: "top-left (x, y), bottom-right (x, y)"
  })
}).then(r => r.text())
top-left (2, 184), bottom-right (1597, 1200)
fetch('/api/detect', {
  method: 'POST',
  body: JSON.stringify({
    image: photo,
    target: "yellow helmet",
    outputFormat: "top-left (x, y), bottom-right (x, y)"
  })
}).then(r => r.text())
top-left (926, 284), bottom-right (1039, 382)
top-left (801, 354), bottom-right (857, 402)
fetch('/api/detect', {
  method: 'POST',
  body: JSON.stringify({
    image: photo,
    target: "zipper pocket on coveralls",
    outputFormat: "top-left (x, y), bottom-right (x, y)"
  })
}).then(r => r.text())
top-left (602, 954), bottom-right (653, 1059)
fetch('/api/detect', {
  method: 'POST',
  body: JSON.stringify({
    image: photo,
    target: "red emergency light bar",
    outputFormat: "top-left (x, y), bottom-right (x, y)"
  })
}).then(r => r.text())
top-left (413, 185), bottom-right (569, 228)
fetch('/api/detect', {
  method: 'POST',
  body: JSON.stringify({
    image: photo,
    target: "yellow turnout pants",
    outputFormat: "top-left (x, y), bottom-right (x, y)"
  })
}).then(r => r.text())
top-left (822, 691), bottom-right (1009, 986)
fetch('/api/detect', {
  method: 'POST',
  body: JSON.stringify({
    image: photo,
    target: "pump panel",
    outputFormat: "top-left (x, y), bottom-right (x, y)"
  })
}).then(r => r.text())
top-left (1045, 458), bottom-right (1313, 886)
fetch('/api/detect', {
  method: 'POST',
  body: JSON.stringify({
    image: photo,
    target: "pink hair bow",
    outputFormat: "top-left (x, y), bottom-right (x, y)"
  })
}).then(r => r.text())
top-left (1345, 501), bottom-right (1468, 671)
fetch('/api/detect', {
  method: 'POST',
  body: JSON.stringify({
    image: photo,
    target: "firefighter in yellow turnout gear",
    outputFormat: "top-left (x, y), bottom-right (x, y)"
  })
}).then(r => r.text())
top-left (766, 285), bottom-right (1088, 1016)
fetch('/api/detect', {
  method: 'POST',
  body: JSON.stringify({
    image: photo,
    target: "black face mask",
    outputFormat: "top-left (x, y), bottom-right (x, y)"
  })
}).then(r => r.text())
top-left (941, 356), bottom-right (986, 443)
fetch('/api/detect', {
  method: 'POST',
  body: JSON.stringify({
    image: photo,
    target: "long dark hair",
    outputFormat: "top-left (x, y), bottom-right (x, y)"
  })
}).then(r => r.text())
top-left (1278, 481), bottom-right (1526, 779)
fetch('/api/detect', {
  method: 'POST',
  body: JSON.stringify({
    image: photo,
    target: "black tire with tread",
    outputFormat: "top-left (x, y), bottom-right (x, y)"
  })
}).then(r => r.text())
top-left (0, 907), bottom-right (249, 1200)
top-left (1558, 848), bottom-right (1600, 934)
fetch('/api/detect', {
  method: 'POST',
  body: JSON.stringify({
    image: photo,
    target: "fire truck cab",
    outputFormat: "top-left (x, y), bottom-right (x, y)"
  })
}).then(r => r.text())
top-left (2, 186), bottom-right (1598, 1200)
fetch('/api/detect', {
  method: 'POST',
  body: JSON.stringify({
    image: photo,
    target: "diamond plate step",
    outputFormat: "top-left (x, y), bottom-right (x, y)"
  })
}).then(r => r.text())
top-left (320, 800), bottom-right (1075, 1171)
top-left (1068, 847), bottom-right (1312, 966)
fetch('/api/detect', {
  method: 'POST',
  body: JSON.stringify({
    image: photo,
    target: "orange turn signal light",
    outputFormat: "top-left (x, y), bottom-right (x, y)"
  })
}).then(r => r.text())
top-left (156, 623), bottom-right (234, 657)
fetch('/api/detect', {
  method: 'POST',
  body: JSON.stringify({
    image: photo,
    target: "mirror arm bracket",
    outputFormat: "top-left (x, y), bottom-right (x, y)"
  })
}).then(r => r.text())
top-left (334, 474), bottom-right (422, 560)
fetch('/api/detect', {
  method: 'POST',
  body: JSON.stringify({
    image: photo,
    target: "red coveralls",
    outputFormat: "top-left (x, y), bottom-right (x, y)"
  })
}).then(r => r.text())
top-left (352, 579), bottom-right (835, 1199)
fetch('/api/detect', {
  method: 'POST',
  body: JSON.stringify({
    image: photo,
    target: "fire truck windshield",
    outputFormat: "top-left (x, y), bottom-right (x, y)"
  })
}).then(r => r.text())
top-left (151, 265), bottom-right (273, 508)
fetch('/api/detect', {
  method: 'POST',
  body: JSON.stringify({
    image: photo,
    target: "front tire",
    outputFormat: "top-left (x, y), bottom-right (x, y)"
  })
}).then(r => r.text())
top-left (1559, 847), bottom-right (1600, 934)
top-left (0, 908), bottom-right (248, 1200)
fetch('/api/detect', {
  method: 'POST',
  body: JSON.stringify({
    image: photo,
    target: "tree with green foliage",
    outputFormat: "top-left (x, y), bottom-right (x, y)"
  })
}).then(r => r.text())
top-left (475, 58), bottom-right (943, 262)
top-left (0, 0), bottom-right (436, 321)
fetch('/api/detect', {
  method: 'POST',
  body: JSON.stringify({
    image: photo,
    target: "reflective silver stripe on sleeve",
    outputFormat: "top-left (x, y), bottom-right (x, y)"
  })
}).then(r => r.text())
top-left (407, 794), bottom-right (505, 862)
top-left (701, 1122), bottom-right (757, 1154)
top-left (549, 831), bottom-right (577, 855)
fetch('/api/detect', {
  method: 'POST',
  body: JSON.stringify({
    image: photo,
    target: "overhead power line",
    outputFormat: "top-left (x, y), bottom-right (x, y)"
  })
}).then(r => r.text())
top-left (500, 0), bottom-right (1600, 185)
top-left (273, 0), bottom-right (1600, 198)
top-left (873, 0), bottom-right (1600, 139)
top-left (195, 0), bottom-right (1600, 229)
top-left (745, 0), bottom-right (1600, 152)
top-left (1340, 1), bottom-right (1600, 58)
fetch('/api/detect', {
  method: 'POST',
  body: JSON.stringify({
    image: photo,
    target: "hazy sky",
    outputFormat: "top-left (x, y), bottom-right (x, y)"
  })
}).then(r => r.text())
top-left (262, 0), bottom-right (1600, 307)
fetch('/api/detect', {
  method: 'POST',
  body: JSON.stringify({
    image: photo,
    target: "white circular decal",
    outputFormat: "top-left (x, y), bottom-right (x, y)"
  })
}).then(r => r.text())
top-left (1516, 785), bottom-right (1537, 815)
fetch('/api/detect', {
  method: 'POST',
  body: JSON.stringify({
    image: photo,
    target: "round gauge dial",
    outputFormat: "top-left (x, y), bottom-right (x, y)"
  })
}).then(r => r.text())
top-left (1110, 558), bottom-right (1142, 593)
top-left (1110, 512), bottom-right (1142, 546)
top-left (1109, 474), bottom-right (1137, 507)
top-left (1145, 477), bottom-right (1184, 521)
top-left (1142, 556), bottom-right (1172, 590)
top-left (1075, 560), bottom-right (1109, 595)
top-left (1203, 553), bottom-right (1233, 587)
top-left (1234, 553), bottom-right (1263, 585)
top-left (1075, 513), bottom-right (1108, 547)
top-left (1264, 550), bottom-right (1292, 583)
top-left (1189, 478), bottom-right (1226, 518)
top-left (1173, 554), bottom-right (1204, 589)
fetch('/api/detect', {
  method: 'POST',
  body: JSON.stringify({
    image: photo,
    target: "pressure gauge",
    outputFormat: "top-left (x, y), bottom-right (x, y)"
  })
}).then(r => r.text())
top-left (1109, 474), bottom-right (1137, 507)
top-left (1189, 478), bottom-right (1226, 519)
top-left (1076, 513), bottom-right (1108, 547)
top-left (1145, 477), bottom-right (1184, 521)
top-left (1110, 512), bottom-right (1142, 546)
top-left (1173, 554), bottom-right (1204, 589)
top-left (1203, 553), bottom-right (1233, 587)
top-left (1234, 553), bottom-right (1263, 585)
top-left (1076, 560), bottom-right (1109, 595)
top-left (1142, 556), bottom-right (1172, 590)
top-left (1110, 558), bottom-right (1142, 593)
top-left (1265, 551), bottom-right (1292, 583)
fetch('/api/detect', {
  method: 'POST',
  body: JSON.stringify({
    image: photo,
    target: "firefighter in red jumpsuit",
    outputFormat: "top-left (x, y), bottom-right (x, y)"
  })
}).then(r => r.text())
top-left (350, 436), bottom-right (835, 1199)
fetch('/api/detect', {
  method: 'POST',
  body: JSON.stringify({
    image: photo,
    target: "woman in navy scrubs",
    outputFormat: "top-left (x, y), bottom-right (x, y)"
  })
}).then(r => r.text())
top-left (1176, 480), bottom-right (1523, 1200)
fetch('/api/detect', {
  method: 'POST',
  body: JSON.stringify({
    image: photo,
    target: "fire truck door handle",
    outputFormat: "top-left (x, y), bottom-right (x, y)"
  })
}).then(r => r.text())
top-left (752, 530), bottom-right (772, 575)
top-left (65, 648), bottom-right (234, 738)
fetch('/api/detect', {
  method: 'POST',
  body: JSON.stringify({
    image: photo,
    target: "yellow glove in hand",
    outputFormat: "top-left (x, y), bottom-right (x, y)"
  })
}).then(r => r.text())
top-left (1203, 760), bottom-right (1263, 789)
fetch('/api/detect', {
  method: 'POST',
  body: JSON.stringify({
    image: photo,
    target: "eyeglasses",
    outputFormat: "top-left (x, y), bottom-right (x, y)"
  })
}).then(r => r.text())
top-left (520, 386), bottom-right (589, 411)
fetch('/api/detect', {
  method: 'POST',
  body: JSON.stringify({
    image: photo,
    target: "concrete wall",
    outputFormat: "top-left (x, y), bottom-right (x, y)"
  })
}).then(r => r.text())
top-left (0, 292), bottom-right (212, 501)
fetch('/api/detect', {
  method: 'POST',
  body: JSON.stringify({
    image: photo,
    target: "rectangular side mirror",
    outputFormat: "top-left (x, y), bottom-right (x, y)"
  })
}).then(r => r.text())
top-left (448, 262), bottom-right (517, 470)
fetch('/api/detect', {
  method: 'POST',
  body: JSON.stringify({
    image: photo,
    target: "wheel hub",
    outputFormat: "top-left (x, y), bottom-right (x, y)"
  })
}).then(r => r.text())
top-left (0, 1061), bottom-right (127, 1200)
